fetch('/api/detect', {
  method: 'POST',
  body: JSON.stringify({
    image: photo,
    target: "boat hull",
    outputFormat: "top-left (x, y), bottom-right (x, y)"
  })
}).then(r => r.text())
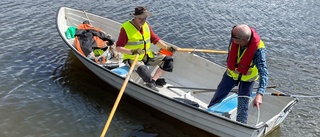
top-left (56, 7), bottom-right (298, 137)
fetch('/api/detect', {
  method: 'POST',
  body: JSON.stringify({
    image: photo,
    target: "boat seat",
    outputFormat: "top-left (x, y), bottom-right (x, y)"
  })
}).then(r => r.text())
top-left (111, 66), bottom-right (129, 77)
top-left (110, 65), bottom-right (160, 84)
top-left (207, 93), bottom-right (256, 115)
top-left (110, 66), bottom-right (142, 83)
top-left (207, 93), bottom-right (238, 114)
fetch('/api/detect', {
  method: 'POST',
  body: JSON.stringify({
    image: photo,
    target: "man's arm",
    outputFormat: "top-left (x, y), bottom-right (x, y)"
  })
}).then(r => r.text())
top-left (149, 26), bottom-right (170, 49)
top-left (252, 47), bottom-right (268, 110)
top-left (253, 48), bottom-right (269, 95)
top-left (155, 40), bottom-right (170, 49)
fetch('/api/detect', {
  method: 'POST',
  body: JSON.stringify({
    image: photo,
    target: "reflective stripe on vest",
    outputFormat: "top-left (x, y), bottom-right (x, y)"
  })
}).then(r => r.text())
top-left (227, 40), bottom-right (265, 82)
top-left (122, 21), bottom-right (153, 60)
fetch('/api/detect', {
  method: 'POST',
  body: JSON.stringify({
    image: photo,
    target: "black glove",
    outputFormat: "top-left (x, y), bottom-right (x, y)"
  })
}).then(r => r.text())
top-left (131, 48), bottom-right (145, 55)
top-left (107, 39), bottom-right (115, 46)
top-left (167, 46), bottom-right (177, 53)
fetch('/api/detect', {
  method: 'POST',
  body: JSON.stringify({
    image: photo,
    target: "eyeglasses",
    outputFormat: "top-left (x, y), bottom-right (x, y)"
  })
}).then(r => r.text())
top-left (231, 34), bottom-right (241, 40)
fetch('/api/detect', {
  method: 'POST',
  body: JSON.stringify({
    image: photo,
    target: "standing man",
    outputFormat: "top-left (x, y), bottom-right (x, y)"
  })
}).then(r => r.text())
top-left (116, 6), bottom-right (177, 92)
top-left (208, 24), bottom-right (268, 124)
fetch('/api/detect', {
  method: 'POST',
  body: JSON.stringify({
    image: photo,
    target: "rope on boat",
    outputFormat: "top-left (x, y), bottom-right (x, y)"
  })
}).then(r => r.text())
top-left (83, 10), bottom-right (91, 25)
top-left (238, 95), bottom-right (260, 125)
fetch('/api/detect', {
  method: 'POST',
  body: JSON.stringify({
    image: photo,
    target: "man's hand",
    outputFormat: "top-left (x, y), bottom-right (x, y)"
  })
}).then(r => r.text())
top-left (252, 93), bottom-right (263, 110)
top-left (166, 46), bottom-right (178, 53)
top-left (131, 48), bottom-right (144, 55)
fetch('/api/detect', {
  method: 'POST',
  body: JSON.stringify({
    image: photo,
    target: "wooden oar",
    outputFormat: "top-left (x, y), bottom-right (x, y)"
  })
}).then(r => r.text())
top-left (177, 48), bottom-right (228, 54)
top-left (166, 85), bottom-right (276, 94)
top-left (100, 54), bottom-right (139, 137)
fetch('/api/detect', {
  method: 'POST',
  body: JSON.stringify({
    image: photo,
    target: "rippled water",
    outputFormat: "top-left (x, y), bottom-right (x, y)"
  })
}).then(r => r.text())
top-left (0, 0), bottom-right (319, 137)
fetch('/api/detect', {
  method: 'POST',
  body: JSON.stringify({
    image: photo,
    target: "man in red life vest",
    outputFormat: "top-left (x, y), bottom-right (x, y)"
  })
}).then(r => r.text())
top-left (115, 6), bottom-right (178, 91)
top-left (208, 25), bottom-right (268, 124)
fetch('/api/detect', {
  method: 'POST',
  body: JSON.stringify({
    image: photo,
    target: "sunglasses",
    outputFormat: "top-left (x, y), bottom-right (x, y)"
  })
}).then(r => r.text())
top-left (231, 34), bottom-right (241, 40)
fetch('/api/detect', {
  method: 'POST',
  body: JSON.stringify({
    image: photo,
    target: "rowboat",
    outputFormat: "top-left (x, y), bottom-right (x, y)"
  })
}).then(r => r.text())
top-left (56, 6), bottom-right (298, 137)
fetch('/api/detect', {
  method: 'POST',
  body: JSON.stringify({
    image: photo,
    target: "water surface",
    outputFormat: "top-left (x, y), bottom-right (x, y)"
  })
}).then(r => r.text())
top-left (0, 0), bottom-right (319, 136)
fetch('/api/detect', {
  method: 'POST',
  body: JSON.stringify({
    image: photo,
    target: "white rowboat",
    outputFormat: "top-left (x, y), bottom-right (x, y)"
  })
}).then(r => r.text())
top-left (56, 6), bottom-right (298, 137)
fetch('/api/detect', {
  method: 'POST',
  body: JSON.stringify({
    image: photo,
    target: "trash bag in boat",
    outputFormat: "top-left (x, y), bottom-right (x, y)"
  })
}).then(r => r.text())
top-left (74, 20), bottom-right (116, 64)
top-left (65, 26), bottom-right (77, 39)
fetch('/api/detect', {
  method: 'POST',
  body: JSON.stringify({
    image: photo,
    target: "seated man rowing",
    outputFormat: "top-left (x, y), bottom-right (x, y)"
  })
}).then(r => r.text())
top-left (115, 6), bottom-right (177, 91)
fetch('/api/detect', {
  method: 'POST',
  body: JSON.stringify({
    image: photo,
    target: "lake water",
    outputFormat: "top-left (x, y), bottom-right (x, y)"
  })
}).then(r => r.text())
top-left (0, 0), bottom-right (319, 137)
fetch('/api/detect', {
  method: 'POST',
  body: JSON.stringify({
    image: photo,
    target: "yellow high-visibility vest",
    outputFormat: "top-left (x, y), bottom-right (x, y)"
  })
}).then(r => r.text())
top-left (122, 20), bottom-right (153, 60)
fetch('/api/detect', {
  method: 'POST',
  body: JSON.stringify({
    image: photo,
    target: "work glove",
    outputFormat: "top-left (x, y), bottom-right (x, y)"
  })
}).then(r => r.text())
top-left (106, 38), bottom-right (115, 46)
top-left (166, 46), bottom-right (177, 53)
top-left (131, 48), bottom-right (145, 55)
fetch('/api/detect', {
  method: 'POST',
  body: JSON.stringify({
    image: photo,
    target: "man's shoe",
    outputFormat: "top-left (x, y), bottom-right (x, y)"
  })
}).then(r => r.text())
top-left (155, 78), bottom-right (167, 87)
top-left (146, 80), bottom-right (159, 92)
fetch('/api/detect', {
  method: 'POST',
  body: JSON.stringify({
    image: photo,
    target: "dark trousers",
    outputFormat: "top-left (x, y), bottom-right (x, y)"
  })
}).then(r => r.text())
top-left (208, 71), bottom-right (255, 123)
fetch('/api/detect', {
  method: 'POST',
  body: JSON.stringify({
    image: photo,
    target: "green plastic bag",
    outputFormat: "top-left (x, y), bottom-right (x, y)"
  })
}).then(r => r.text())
top-left (93, 49), bottom-right (105, 56)
top-left (65, 26), bottom-right (77, 39)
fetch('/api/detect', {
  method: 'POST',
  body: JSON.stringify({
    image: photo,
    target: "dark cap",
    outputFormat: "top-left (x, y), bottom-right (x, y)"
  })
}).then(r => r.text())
top-left (83, 20), bottom-right (90, 24)
top-left (132, 6), bottom-right (152, 18)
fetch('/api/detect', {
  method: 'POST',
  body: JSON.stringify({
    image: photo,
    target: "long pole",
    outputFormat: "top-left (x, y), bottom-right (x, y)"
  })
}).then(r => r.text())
top-left (191, 86), bottom-right (277, 94)
top-left (177, 48), bottom-right (228, 54)
top-left (167, 85), bottom-right (276, 93)
top-left (100, 54), bottom-right (139, 137)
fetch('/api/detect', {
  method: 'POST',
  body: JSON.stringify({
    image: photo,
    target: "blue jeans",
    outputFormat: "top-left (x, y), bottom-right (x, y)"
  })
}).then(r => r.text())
top-left (208, 71), bottom-right (254, 123)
